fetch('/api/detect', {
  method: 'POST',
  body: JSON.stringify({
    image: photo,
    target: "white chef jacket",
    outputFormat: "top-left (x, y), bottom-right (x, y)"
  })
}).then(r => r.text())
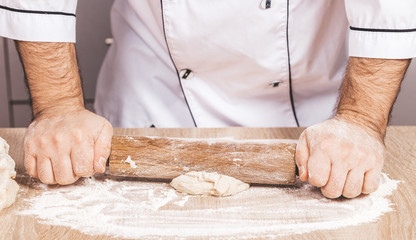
top-left (1, 0), bottom-right (415, 128)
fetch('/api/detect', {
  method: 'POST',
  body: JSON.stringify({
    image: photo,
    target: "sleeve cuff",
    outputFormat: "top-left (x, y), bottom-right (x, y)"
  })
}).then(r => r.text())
top-left (0, 8), bottom-right (76, 42)
top-left (349, 28), bottom-right (416, 59)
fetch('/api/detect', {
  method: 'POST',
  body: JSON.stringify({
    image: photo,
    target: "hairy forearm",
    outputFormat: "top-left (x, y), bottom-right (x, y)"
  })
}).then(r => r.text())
top-left (336, 57), bottom-right (410, 140)
top-left (15, 41), bottom-right (84, 117)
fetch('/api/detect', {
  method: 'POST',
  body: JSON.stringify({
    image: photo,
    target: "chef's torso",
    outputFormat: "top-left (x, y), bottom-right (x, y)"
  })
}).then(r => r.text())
top-left (94, 0), bottom-right (349, 128)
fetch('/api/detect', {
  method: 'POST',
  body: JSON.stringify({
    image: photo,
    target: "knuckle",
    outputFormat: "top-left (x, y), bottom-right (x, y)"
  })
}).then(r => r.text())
top-left (364, 156), bottom-right (376, 167)
top-left (38, 137), bottom-right (50, 149)
top-left (24, 137), bottom-right (36, 152)
top-left (315, 143), bottom-right (334, 155)
top-left (53, 133), bottom-right (66, 145)
top-left (342, 141), bottom-right (354, 152)
top-left (24, 141), bottom-right (37, 153)
top-left (370, 156), bottom-right (383, 168)
top-left (72, 129), bottom-right (85, 143)
top-left (320, 140), bottom-right (333, 151)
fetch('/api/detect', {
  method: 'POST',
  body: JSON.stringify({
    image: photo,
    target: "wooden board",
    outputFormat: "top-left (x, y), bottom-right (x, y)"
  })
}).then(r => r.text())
top-left (0, 127), bottom-right (415, 239)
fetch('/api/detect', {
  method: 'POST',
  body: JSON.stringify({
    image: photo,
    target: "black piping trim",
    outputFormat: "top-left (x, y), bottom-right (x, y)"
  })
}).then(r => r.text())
top-left (350, 26), bottom-right (416, 33)
top-left (0, 4), bottom-right (75, 17)
top-left (160, 0), bottom-right (197, 127)
top-left (286, 0), bottom-right (299, 127)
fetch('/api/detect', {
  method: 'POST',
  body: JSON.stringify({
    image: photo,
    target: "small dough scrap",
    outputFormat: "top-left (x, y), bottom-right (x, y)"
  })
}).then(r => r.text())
top-left (0, 137), bottom-right (19, 211)
top-left (170, 171), bottom-right (250, 197)
top-left (0, 137), bottom-right (9, 154)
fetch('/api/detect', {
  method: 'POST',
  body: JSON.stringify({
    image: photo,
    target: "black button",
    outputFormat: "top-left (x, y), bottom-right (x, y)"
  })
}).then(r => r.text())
top-left (270, 81), bottom-right (282, 87)
top-left (180, 69), bottom-right (193, 79)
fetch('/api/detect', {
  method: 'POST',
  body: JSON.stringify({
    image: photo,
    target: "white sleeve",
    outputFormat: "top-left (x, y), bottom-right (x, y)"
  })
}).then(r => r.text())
top-left (345, 0), bottom-right (416, 59)
top-left (0, 1), bottom-right (78, 42)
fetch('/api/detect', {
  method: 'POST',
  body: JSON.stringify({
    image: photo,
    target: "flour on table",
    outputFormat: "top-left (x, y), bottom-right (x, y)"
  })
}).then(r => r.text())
top-left (170, 171), bottom-right (250, 197)
top-left (17, 172), bottom-right (400, 238)
top-left (0, 137), bottom-right (19, 211)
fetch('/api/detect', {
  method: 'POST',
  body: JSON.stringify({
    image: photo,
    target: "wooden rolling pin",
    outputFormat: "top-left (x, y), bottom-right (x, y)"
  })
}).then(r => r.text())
top-left (109, 136), bottom-right (297, 185)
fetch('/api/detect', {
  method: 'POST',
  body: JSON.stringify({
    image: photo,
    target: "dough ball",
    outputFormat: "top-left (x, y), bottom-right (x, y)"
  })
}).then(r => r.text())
top-left (0, 154), bottom-right (16, 176)
top-left (170, 171), bottom-right (249, 197)
top-left (0, 152), bottom-right (20, 211)
top-left (0, 137), bottom-right (9, 154)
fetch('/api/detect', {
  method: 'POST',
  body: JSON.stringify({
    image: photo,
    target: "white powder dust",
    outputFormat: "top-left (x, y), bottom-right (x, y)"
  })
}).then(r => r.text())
top-left (172, 195), bottom-right (190, 207)
top-left (123, 155), bottom-right (137, 169)
top-left (17, 173), bottom-right (400, 238)
top-left (233, 158), bottom-right (242, 167)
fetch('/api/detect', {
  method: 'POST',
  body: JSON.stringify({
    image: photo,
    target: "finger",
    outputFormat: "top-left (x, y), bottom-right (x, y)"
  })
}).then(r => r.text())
top-left (71, 142), bottom-right (95, 177)
top-left (342, 169), bottom-right (364, 198)
top-left (24, 154), bottom-right (38, 179)
top-left (51, 154), bottom-right (78, 185)
top-left (49, 140), bottom-right (78, 185)
top-left (93, 122), bottom-right (113, 173)
top-left (362, 169), bottom-right (381, 194)
top-left (307, 151), bottom-right (331, 187)
top-left (24, 138), bottom-right (38, 178)
top-left (37, 156), bottom-right (56, 184)
top-left (321, 164), bottom-right (348, 199)
top-left (295, 131), bottom-right (309, 181)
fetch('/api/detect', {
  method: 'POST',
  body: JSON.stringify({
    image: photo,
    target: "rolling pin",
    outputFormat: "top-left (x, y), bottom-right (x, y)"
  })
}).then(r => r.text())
top-left (109, 136), bottom-right (297, 185)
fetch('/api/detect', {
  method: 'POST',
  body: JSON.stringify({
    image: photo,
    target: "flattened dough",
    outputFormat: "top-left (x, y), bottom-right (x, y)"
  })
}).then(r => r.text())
top-left (170, 171), bottom-right (250, 197)
top-left (0, 137), bottom-right (19, 211)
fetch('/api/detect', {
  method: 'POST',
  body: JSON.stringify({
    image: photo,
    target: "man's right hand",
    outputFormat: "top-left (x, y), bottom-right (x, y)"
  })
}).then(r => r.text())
top-left (24, 109), bottom-right (113, 185)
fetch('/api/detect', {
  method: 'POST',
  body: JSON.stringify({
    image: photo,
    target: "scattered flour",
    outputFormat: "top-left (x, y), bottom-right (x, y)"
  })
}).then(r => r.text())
top-left (173, 195), bottom-right (190, 207)
top-left (123, 156), bottom-right (137, 169)
top-left (233, 158), bottom-right (242, 167)
top-left (17, 173), bottom-right (400, 238)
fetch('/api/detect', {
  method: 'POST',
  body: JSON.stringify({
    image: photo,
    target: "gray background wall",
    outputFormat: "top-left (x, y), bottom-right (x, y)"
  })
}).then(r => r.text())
top-left (0, 1), bottom-right (415, 127)
top-left (0, 0), bottom-right (113, 127)
top-left (391, 62), bottom-right (416, 125)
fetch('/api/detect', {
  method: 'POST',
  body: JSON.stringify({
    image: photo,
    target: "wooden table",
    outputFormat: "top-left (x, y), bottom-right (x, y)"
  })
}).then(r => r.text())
top-left (0, 127), bottom-right (415, 239)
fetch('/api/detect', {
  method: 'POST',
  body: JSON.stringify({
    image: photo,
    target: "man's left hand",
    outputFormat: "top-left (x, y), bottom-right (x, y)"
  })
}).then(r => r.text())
top-left (295, 118), bottom-right (385, 198)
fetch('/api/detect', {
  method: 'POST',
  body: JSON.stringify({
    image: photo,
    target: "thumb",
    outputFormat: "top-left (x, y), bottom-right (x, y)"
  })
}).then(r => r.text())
top-left (295, 130), bottom-right (310, 181)
top-left (93, 121), bottom-right (113, 173)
